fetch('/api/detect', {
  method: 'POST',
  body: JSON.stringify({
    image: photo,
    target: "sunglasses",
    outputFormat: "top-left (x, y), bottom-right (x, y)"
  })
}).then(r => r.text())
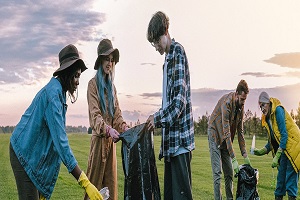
top-left (104, 56), bottom-right (115, 63)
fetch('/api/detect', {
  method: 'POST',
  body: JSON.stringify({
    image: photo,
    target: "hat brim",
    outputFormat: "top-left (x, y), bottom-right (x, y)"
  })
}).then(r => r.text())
top-left (94, 48), bottom-right (119, 70)
top-left (53, 59), bottom-right (87, 76)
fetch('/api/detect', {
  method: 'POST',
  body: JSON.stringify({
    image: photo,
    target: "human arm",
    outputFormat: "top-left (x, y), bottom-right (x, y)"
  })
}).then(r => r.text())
top-left (275, 106), bottom-right (288, 150)
top-left (146, 115), bottom-right (155, 131)
top-left (221, 98), bottom-right (236, 159)
top-left (237, 112), bottom-right (251, 165)
top-left (45, 93), bottom-right (101, 200)
top-left (253, 147), bottom-right (268, 156)
top-left (71, 165), bottom-right (103, 200)
top-left (272, 147), bottom-right (282, 168)
top-left (153, 44), bottom-right (188, 129)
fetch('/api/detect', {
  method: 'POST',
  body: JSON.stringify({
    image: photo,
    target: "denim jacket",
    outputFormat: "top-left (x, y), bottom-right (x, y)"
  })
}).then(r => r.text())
top-left (10, 77), bottom-right (78, 199)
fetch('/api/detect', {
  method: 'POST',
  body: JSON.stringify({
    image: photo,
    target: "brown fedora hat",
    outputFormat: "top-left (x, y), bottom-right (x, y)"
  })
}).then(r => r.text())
top-left (94, 39), bottom-right (119, 70)
top-left (53, 44), bottom-right (87, 76)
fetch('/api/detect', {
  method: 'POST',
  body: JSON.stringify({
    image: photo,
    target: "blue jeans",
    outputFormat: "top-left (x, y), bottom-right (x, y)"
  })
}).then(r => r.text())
top-left (275, 153), bottom-right (299, 197)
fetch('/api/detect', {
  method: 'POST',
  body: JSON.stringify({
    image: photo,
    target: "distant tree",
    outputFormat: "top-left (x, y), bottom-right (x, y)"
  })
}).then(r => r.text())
top-left (290, 109), bottom-right (295, 121)
top-left (244, 109), bottom-right (253, 137)
top-left (295, 102), bottom-right (300, 128)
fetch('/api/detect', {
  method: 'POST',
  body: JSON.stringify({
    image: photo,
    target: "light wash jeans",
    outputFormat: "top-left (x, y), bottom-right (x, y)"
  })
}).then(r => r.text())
top-left (208, 131), bottom-right (233, 200)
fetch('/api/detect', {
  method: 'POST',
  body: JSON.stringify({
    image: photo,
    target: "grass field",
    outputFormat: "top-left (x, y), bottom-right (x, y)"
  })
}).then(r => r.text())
top-left (0, 133), bottom-right (298, 199)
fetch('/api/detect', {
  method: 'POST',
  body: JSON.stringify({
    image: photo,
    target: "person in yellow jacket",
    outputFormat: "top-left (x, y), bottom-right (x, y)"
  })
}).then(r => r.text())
top-left (254, 91), bottom-right (300, 200)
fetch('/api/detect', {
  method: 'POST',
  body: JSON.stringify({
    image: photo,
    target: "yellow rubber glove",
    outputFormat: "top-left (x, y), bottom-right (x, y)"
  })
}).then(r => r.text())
top-left (272, 148), bottom-right (282, 168)
top-left (232, 157), bottom-right (239, 174)
top-left (78, 171), bottom-right (103, 200)
top-left (244, 156), bottom-right (251, 166)
top-left (39, 194), bottom-right (46, 200)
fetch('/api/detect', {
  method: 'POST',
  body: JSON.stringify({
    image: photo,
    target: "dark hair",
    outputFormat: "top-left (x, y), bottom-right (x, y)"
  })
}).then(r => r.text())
top-left (57, 61), bottom-right (81, 93)
top-left (236, 79), bottom-right (249, 95)
top-left (147, 11), bottom-right (169, 43)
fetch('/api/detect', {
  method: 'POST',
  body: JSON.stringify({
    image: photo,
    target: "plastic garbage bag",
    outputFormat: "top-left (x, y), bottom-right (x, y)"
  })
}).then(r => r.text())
top-left (236, 164), bottom-right (260, 200)
top-left (119, 123), bottom-right (161, 200)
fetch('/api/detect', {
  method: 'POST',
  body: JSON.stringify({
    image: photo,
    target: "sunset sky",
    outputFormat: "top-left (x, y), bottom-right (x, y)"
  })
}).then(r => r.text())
top-left (1, 0), bottom-right (300, 127)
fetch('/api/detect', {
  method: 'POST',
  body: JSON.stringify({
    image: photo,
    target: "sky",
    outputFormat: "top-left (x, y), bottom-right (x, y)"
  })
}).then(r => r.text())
top-left (1, 0), bottom-right (300, 127)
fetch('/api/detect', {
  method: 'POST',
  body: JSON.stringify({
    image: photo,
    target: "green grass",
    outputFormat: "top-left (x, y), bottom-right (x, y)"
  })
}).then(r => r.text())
top-left (1, 133), bottom-right (298, 199)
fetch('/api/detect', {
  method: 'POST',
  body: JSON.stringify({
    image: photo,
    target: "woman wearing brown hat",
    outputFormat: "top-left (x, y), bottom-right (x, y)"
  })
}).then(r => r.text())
top-left (10, 44), bottom-right (102, 200)
top-left (85, 39), bottom-right (129, 200)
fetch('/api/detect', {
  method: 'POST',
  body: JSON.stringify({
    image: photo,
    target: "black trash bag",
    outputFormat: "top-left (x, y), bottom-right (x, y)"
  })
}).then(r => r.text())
top-left (236, 164), bottom-right (260, 200)
top-left (119, 123), bottom-right (161, 200)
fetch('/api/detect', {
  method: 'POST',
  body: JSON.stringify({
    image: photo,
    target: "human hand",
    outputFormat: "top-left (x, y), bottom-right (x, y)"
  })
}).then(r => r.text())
top-left (253, 147), bottom-right (267, 156)
top-left (272, 148), bottom-right (282, 168)
top-left (122, 123), bottom-right (129, 132)
top-left (78, 171), bottom-right (103, 200)
top-left (232, 157), bottom-right (239, 174)
top-left (244, 156), bottom-right (251, 166)
top-left (106, 126), bottom-right (120, 142)
top-left (146, 115), bottom-right (154, 131)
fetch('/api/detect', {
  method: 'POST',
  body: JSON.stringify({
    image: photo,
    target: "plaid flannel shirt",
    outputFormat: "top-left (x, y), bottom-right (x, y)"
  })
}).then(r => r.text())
top-left (154, 39), bottom-right (195, 160)
top-left (208, 92), bottom-right (246, 158)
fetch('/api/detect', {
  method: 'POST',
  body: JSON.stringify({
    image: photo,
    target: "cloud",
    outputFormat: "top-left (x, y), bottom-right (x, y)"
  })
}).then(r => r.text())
top-left (122, 110), bottom-right (141, 121)
top-left (0, 0), bottom-right (106, 85)
top-left (140, 92), bottom-right (161, 99)
top-left (241, 71), bottom-right (300, 78)
top-left (241, 72), bottom-right (281, 77)
top-left (264, 52), bottom-right (300, 69)
top-left (140, 62), bottom-right (156, 66)
top-left (68, 114), bottom-right (88, 119)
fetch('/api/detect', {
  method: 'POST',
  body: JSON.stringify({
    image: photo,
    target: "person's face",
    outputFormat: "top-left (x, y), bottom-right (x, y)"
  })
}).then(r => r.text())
top-left (259, 102), bottom-right (270, 116)
top-left (102, 54), bottom-right (115, 75)
top-left (235, 91), bottom-right (247, 108)
top-left (69, 68), bottom-right (81, 94)
top-left (151, 34), bottom-right (168, 55)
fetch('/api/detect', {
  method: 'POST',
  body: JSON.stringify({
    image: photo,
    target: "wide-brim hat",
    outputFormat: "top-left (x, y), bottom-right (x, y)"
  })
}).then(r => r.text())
top-left (53, 44), bottom-right (87, 76)
top-left (94, 39), bottom-right (119, 70)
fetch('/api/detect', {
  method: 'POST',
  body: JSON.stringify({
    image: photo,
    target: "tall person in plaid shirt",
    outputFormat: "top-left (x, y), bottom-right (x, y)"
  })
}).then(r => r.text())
top-left (208, 80), bottom-right (251, 200)
top-left (146, 11), bottom-right (195, 200)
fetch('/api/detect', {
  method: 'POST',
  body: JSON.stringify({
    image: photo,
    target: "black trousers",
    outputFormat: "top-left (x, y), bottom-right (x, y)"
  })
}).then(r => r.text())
top-left (10, 143), bottom-right (39, 200)
top-left (164, 152), bottom-right (193, 200)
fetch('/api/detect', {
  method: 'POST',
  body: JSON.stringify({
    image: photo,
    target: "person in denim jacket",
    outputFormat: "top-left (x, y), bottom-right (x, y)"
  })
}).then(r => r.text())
top-left (146, 11), bottom-right (195, 200)
top-left (10, 44), bottom-right (102, 200)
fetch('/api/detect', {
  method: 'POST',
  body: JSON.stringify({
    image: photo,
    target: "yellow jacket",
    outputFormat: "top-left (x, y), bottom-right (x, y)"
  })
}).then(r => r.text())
top-left (261, 97), bottom-right (300, 173)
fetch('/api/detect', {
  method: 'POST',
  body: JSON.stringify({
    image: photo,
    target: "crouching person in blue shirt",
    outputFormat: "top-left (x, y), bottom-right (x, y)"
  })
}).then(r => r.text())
top-left (9, 44), bottom-right (103, 200)
top-left (254, 91), bottom-right (300, 200)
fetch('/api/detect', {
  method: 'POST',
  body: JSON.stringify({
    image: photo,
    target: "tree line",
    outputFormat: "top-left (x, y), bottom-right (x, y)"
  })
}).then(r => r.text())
top-left (2, 102), bottom-right (300, 135)
top-left (194, 102), bottom-right (300, 137)
top-left (0, 125), bottom-right (88, 134)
